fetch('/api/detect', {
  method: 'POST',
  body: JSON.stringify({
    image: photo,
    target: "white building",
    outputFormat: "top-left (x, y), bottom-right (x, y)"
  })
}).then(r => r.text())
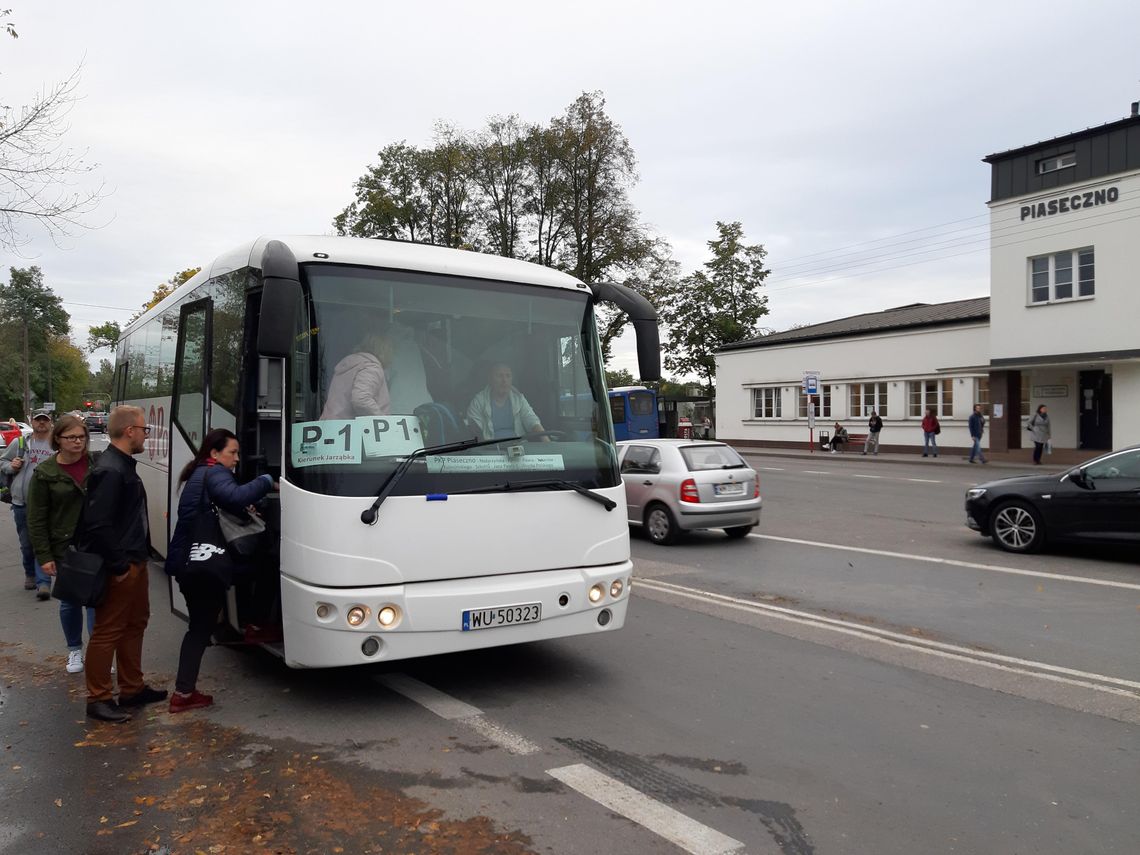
top-left (715, 105), bottom-right (1140, 456)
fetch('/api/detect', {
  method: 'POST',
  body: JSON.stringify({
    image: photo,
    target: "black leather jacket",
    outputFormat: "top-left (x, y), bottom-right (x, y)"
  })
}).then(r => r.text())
top-left (76, 444), bottom-right (150, 575)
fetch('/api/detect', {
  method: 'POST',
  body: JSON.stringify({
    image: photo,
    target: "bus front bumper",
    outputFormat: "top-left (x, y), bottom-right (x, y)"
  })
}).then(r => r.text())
top-left (278, 561), bottom-right (633, 668)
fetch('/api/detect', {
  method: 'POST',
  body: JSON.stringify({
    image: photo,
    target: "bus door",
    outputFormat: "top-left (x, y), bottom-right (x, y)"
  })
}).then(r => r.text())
top-left (168, 298), bottom-right (213, 620)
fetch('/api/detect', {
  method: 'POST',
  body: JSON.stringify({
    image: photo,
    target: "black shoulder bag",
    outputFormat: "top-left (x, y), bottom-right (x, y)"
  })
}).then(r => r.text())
top-left (52, 492), bottom-right (108, 608)
top-left (179, 479), bottom-right (238, 587)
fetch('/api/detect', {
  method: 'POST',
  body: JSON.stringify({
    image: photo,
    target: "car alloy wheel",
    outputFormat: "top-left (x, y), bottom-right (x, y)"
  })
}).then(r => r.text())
top-left (645, 503), bottom-right (679, 545)
top-left (991, 501), bottom-right (1043, 553)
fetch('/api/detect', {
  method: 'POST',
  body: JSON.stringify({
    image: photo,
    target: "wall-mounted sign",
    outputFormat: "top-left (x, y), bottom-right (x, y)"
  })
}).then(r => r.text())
top-left (1032, 385), bottom-right (1069, 398)
top-left (1020, 186), bottom-right (1118, 221)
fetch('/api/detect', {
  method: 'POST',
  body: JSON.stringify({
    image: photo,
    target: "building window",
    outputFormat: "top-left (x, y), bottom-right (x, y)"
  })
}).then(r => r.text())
top-left (849, 382), bottom-right (888, 418)
top-left (976, 377), bottom-right (990, 415)
top-left (1029, 247), bottom-right (1094, 303)
top-left (798, 385), bottom-right (830, 419)
top-left (1036, 152), bottom-right (1075, 175)
top-left (752, 387), bottom-right (782, 419)
top-left (908, 379), bottom-right (952, 418)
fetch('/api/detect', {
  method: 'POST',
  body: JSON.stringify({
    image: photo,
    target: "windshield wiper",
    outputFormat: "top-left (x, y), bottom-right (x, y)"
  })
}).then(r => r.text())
top-left (446, 478), bottom-right (617, 511)
top-left (360, 435), bottom-right (522, 525)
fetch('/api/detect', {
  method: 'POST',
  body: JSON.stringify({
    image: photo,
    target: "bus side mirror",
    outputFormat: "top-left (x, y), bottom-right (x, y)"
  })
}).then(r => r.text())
top-left (592, 281), bottom-right (661, 381)
top-left (257, 278), bottom-right (301, 358)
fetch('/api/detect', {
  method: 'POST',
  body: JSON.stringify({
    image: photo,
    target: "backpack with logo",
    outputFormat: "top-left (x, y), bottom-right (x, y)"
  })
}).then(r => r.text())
top-left (0, 435), bottom-right (26, 504)
top-left (177, 481), bottom-right (238, 587)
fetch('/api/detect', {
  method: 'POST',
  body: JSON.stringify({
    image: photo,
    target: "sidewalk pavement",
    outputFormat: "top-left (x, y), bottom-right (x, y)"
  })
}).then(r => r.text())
top-left (733, 443), bottom-right (1095, 470)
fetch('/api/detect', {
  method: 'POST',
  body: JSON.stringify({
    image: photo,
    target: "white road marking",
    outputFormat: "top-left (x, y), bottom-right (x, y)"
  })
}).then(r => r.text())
top-left (851, 474), bottom-right (882, 479)
top-left (748, 533), bottom-right (1140, 591)
top-left (377, 673), bottom-right (540, 755)
top-left (757, 466), bottom-right (785, 471)
top-left (906, 477), bottom-right (942, 483)
top-left (802, 470), bottom-right (830, 475)
top-left (377, 673), bottom-right (481, 719)
top-left (636, 579), bottom-right (1140, 699)
top-left (547, 764), bottom-right (746, 855)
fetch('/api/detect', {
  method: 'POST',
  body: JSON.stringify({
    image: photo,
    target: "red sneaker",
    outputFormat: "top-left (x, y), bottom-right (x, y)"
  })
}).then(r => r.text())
top-left (243, 624), bottom-right (283, 644)
top-left (169, 690), bottom-right (214, 713)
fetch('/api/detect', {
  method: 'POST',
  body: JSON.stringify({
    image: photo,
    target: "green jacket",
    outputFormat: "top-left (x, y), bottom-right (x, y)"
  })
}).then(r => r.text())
top-left (26, 453), bottom-right (96, 566)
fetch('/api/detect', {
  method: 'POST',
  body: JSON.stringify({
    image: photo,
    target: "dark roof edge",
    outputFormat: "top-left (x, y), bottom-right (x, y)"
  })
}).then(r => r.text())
top-left (718, 313), bottom-right (988, 353)
top-left (983, 114), bottom-right (1140, 163)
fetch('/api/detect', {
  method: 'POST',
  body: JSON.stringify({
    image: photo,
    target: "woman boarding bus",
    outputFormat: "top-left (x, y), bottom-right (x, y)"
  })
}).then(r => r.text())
top-left (113, 236), bottom-right (659, 668)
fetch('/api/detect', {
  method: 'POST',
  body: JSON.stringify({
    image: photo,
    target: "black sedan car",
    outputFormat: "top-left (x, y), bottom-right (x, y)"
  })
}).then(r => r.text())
top-left (965, 445), bottom-right (1140, 553)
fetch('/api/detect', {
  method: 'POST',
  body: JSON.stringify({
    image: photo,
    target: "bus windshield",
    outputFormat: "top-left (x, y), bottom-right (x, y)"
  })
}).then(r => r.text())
top-left (286, 264), bottom-right (617, 497)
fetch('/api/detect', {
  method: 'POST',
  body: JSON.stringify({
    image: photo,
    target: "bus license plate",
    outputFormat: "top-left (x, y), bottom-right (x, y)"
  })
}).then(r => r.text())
top-left (714, 483), bottom-right (745, 496)
top-left (462, 603), bottom-right (542, 631)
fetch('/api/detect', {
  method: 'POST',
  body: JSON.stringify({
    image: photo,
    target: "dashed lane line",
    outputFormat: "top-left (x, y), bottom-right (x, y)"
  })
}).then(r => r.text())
top-left (376, 673), bottom-right (540, 755)
top-left (906, 477), bottom-right (942, 483)
top-left (635, 578), bottom-right (1140, 700)
top-left (851, 474), bottom-right (883, 479)
top-left (547, 764), bottom-right (746, 855)
top-left (379, 674), bottom-right (755, 850)
top-left (748, 533), bottom-right (1140, 591)
top-left (802, 470), bottom-right (830, 475)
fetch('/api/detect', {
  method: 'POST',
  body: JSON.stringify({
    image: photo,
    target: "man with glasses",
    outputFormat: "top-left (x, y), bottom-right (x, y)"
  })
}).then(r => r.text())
top-left (74, 405), bottom-right (166, 722)
top-left (1, 410), bottom-right (56, 599)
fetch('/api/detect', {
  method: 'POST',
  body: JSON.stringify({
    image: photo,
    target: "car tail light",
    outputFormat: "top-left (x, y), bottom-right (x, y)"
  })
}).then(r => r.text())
top-left (754, 476), bottom-right (760, 498)
top-left (680, 478), bottom-right (700, 503)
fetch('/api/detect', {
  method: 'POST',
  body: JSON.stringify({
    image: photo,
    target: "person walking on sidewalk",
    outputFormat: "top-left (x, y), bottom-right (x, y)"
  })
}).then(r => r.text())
top-left (1027, 404), bottom-right (1051, 465)
top-left (2, 410), bottom-right (56, 598)
top-left (73, 406), bottom-right (166, 723)
top-left (967, 404), bottom-right (987, 464)
top-left (921, 408), bottom-right (940, 458)
top-left (165, 428), bottom-right (273, 714)
top-left (26, 415), bottom-right (99, 674)
top-left (863, 412), bottom-right (883, 455)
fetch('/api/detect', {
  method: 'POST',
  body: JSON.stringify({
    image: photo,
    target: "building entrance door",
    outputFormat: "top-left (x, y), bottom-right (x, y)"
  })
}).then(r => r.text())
top-left (1078, 370), bottom-right (1112, 450)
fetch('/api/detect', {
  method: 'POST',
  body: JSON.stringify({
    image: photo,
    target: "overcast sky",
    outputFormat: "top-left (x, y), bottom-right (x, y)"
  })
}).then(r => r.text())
top-left (4, 1), bottom-right (1140, 376)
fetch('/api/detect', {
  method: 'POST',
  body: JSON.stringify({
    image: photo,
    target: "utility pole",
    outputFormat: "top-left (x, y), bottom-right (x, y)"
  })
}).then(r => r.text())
top-left (22, 319), bottom-right (30, 419)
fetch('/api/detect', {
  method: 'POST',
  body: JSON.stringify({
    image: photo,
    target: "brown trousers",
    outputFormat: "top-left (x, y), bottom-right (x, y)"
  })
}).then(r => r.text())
top-left (86, 561), bottom-right (150, 702)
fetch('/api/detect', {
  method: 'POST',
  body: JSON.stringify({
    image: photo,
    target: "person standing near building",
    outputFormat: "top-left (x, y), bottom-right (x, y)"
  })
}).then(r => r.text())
top-left (921, 408), bottom-right (940, 458)
top-left (863, 411), bottom-right (883, 455)
top-left (1027, 404), bottom-right (1051, 465)
top-left (968, 404), bottom-right (987, 464)
top-left (2, 410), bottom-right (56, 599)
top-left (74, 405), bottom-right (166, 723)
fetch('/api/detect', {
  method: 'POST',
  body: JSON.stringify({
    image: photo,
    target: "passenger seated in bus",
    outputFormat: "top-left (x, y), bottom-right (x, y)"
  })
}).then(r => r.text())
top-left (319, 332), bottom-right (391, 419)
top-left (466, 362), bottom-right (549, 441)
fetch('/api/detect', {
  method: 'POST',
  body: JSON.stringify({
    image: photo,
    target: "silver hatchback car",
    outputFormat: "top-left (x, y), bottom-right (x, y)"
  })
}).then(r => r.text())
top-left (617, 439), bottom-right (761, 545)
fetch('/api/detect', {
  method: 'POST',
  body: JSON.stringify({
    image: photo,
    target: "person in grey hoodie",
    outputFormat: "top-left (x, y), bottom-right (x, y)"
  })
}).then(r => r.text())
top-left (2, 411), bottom-right (56, 598)
top-left (1027, 404), bottom-right (1051, 464)
top-left (319, 332), bottom-right (391, 420)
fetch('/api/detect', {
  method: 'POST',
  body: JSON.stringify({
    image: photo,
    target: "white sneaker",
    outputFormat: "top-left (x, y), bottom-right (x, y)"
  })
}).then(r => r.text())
top-left (66, 649), bottom-right (84, 674)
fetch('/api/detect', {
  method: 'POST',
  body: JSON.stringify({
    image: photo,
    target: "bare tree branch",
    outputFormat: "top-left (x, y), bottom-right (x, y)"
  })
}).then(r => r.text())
top-left (0, 66), bottom-right (106, 251)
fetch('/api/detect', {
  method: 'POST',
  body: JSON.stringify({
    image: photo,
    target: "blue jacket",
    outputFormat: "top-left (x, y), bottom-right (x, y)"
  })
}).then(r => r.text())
top-left (968, 411), bottom-right (985, 439)
top-left (166, 461), bottom-right (272, 576)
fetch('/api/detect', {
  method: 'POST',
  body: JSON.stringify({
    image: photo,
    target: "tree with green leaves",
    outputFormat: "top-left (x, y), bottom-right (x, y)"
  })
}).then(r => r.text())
top-left (655, 221), bottom-right (770, 395)
top-left (0, 266), bottom-right (71, 416)
top-left (472, 115), bottom-right (531, 258)
top-left (605, 368), bottom-right (636, 388)
top-left (86, 320), bottom-right (121, 353)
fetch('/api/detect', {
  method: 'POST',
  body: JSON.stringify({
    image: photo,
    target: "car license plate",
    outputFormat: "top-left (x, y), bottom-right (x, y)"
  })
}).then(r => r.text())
top-left (714, 482), bottom-right (745, 496)
top-left (462, 603), bottom-right (542, 631)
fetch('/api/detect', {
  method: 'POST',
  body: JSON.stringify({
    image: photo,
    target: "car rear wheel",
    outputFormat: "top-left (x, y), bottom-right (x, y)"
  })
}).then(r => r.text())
top-left (724, 525), bottom-right (753, 539)
top-left (990, 501), bottom-right (1044, 553)
top-left (644, 503), bottom-right (680, 545)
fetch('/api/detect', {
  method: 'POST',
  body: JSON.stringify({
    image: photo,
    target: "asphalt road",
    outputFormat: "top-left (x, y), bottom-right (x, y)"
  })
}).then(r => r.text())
top-left (1, 452), bottom-right (1137, 854)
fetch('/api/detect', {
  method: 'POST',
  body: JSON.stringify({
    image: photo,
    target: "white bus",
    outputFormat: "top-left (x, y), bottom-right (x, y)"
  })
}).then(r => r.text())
top-left (113, 235), bottom-right (660, 667)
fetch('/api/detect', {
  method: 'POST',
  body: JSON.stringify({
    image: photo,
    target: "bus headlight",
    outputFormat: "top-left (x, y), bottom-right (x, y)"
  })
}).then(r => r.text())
top-left (346, 606), bottom-right (369, 627)
top-left (610, 579), bottom-right (624, 598)
top-left (377, 605), bottom-right (401, 628)
top-left (588, 584), bottom-right (605, 603)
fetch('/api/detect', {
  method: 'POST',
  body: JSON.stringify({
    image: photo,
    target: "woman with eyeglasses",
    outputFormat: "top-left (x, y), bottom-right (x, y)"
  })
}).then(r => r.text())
top-left (26, 415), bottom-right (100, 674)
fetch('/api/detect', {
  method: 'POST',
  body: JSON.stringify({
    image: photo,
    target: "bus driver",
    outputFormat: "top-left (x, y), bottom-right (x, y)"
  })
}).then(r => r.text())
top-left (466, 363), bottom-right (549, 441)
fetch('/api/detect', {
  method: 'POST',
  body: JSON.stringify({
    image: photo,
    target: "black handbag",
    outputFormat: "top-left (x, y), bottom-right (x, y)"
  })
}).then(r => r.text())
top-left (51, 547), bottom-right (108, 608)
top-left (180, 491), bottom-right (238, 587)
